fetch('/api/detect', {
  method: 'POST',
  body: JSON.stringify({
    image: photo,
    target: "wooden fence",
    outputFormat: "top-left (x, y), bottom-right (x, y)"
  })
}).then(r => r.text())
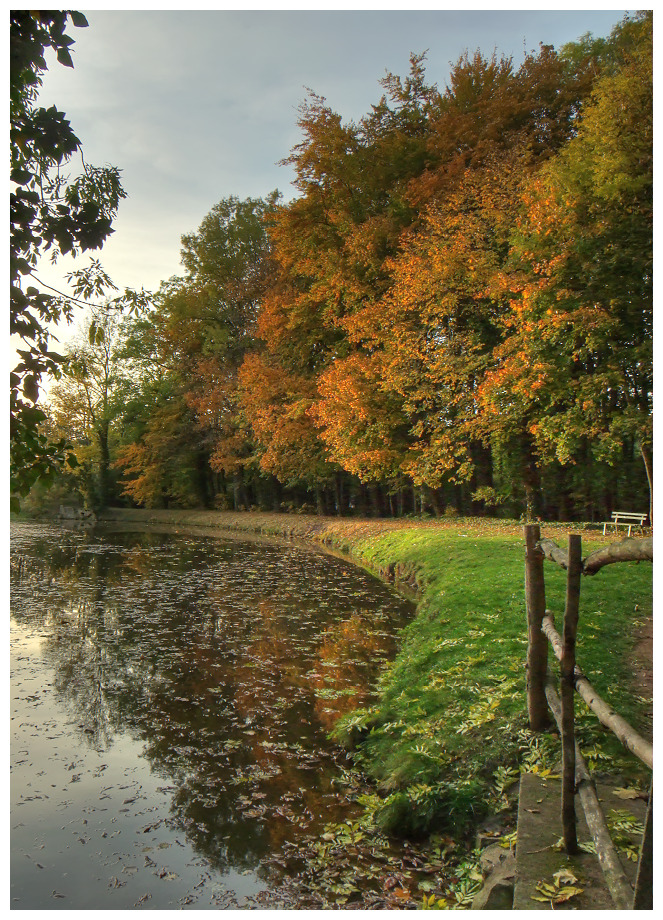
top-left (524, 524), bottom-right (653, 910)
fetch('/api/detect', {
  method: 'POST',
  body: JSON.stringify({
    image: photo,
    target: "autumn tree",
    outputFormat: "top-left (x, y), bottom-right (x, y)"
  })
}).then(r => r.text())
top-left (304, 42), bottom-right (605, 515)
top-left (239, 57), bottom-right (444, 512)
top-left (106, 19), bottom-right (651, 522)
top-left (108, 299), bottom-right (211, 509)
top-left (113, 195), bottom-right (279, 510)
top-left (481, 12), bottom-right (653, 519)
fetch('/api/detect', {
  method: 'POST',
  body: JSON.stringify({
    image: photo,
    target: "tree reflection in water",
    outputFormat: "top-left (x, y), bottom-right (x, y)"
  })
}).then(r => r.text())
top-left (11, 522), bottom-right (413, 908)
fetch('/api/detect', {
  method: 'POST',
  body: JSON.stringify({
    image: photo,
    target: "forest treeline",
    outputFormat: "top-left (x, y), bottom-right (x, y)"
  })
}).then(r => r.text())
top-left (35, 12), bottom-right (652, 522)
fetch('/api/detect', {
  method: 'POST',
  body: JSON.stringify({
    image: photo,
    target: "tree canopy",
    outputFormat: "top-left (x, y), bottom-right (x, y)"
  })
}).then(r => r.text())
top-left (27, 12), bottom-right (652, 523)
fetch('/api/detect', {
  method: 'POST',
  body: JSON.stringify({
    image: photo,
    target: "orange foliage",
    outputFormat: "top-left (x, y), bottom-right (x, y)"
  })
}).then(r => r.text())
top-left (239, 353), bottom-right (333, 485)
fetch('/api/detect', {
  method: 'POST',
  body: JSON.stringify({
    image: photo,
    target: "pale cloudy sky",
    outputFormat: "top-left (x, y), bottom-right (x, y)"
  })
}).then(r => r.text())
top-left (34, 5), bottom-right (633, 301)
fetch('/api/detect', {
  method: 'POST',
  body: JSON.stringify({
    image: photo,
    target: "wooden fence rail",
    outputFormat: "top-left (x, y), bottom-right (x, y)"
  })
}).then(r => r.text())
top-left (524, 524), bottom-right (653, 910)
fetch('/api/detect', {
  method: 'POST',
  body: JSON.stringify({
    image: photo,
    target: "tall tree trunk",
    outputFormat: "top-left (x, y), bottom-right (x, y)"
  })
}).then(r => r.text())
top-left (369, 485), bottom-right (385, 518)
top-left (334, 471), bottom-right (345, 516)
top-left (96, 421), bottom-right (110, 510)
top-left (270, 476), bottom-right (283, 512)
top-left (355, 482), bottom-right (369, 517)
top-left (521, 434), bottom-right (544, 521)
top-left (427, 486), bottom-right (443, 518)
top-left (640, 442), bottom-right (653, 525)
top-left (194, 451), bottom-right (211, 508)
top-left (232, 472), bottom-right (243, 511)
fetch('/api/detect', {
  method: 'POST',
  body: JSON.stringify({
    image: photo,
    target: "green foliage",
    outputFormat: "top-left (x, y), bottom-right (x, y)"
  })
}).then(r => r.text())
top-left (47, 303), bottom-right (137, 510)
top-left (10, 11), bottom-right (126, 503)
top-left (606, 809), bottom-right (645, 862)
top-left (495, 11), bottom-right (652, 515)
top-left (109, 193), bottom-right (282, 511)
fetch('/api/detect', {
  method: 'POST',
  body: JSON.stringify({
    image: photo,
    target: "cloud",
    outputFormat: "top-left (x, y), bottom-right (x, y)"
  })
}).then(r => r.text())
top-left (33, 8), bottom-right (628, 300)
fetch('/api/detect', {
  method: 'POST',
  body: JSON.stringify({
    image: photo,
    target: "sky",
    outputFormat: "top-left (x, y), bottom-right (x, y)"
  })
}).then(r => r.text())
top-left (33, 6), bottom-right (634, 306)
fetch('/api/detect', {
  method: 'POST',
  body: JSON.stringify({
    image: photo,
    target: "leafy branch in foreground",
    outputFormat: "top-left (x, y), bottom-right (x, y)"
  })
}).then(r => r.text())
top-left (10, 10), bottom-right (128, 505)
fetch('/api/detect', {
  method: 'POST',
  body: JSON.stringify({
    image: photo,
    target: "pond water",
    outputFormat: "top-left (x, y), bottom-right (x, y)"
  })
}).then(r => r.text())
top-left (10, 521), bottom-right (433, 910)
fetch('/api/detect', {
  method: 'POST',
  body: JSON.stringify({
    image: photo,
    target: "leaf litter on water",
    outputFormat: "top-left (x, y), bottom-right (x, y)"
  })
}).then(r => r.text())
top-left (9, 521), bottom-right (445, 908)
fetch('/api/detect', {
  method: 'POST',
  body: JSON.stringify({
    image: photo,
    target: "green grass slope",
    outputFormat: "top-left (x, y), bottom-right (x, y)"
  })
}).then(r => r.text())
top-left (329, 526), bottom-right (652, 837)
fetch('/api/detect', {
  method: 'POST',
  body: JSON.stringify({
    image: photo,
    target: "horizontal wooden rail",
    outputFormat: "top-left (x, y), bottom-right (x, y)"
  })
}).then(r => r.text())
top-left (537, 536), bottom-right (653, 576)
top-left (541, 613), bottom-right (653, 769)
top-left (545, 680), bottom-right (634, 911)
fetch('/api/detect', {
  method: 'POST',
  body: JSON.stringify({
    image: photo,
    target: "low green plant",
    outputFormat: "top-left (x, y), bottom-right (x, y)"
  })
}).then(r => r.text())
top-left (607, 809), bottom-right (645, 862)
top-left (491, 765), bottom-right (519, 809)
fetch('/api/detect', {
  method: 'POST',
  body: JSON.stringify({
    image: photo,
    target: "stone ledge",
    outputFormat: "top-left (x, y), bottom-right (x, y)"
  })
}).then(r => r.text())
top-left (513, 774), bottom-right (644, 910)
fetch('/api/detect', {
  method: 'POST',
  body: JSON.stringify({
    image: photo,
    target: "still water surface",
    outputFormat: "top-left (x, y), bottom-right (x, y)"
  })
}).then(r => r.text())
top-left (10, 521), bottom-right (417, 909)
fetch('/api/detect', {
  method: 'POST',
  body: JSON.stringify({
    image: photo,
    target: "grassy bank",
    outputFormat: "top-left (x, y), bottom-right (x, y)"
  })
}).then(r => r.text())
top-left (98, 508), bottom-right (653, 837)
top-left (327, 525), bottom-right (652, 838)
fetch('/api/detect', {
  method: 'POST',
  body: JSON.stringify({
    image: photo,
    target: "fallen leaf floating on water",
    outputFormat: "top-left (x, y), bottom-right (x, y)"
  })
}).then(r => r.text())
top-left (11, 524), bottom-right (419, 908)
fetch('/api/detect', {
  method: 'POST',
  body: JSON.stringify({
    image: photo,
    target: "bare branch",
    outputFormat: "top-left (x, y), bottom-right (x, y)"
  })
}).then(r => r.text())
top-left (537, 536), bottom-right (652, 576)
top-left (537, 538), bottom-right (569, 569)
top-left (583, 537), bottom-right (653, 575)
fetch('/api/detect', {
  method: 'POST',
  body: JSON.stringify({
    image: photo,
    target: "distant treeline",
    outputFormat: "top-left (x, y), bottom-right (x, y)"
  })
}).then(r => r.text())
top-left (38, 12), bottom-right (651, 522)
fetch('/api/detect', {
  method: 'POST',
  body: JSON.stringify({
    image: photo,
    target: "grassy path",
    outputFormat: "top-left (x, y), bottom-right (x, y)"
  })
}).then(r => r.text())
top-left (100, 508), bottom-right (653, 837)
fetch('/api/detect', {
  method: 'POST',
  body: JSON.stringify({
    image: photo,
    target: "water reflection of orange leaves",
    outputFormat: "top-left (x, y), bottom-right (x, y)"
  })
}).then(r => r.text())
top-left (231, 651), bottom-right (311, 728)
top-left (122, 546), bottom-right (158, 577)
top-left (223, 599), bottom-right (307, 723)
top-left (311, 614), bottom-right (392, 731)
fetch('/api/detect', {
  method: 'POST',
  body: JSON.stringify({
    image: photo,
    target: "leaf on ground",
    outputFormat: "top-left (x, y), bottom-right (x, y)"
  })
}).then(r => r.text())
top-left (613, 787), bottom-right (644, 800)
top-left (390, 887), bottom-right (411, 901)
top-left (532, 874), bottom-right (584, 905)
top-left (553, 868), bottom-right (580, 886)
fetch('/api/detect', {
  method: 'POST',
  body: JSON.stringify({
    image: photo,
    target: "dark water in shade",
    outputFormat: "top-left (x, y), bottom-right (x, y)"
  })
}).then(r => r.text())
top-left (10, 521), bottom-right (416, 910)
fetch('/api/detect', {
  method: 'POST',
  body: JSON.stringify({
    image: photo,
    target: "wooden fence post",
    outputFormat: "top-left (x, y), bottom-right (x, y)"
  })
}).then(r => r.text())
top-left (633, 786), bottom-right (653, 909)
top-left (525, 524), bottom-right (549, 730)
top-left (561, 533), bottom-right (582, 854)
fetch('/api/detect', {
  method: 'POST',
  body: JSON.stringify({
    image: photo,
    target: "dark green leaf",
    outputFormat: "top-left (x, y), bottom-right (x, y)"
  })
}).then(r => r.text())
top-left (69, 11), bottom-right (89, 28)
top-left (56, 47), bottom-right (74, 68)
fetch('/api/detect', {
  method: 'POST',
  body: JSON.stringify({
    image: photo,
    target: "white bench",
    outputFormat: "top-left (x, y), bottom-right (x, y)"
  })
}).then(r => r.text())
top-left (602, 511), bottom-right (648, 537)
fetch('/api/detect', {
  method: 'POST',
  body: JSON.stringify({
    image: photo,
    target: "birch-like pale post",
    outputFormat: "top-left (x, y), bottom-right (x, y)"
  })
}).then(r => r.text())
top-left (525, 524), bottom-right (548, 730)
top-left (561, 533), bottom-right (582, 854)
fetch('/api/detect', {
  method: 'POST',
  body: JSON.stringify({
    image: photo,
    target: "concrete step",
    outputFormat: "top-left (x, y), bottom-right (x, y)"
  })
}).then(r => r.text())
top-left (513, 773), bottom-right (646, 910)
